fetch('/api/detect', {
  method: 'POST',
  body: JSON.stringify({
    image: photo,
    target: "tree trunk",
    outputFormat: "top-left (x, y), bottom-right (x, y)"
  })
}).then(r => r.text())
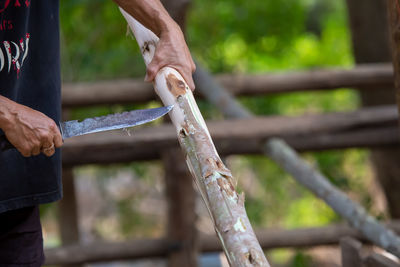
top-left (346, 0), bottom-right (400, 218)
top-left (119, 9), bottom-right (270, 267)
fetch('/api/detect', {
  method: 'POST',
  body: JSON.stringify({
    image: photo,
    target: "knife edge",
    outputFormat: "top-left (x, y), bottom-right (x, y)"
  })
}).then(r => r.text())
top-left (60, 105), bottom-right (173, 139)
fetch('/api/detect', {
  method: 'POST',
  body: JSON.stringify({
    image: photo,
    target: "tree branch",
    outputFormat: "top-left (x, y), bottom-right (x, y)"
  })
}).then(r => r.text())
top-left (118, 9), bottom-right (270, 267)
top-left (265, 138), bottom-right (400, 256)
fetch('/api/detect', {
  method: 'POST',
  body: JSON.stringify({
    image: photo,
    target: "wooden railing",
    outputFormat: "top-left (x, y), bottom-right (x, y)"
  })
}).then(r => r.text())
top-left (50, 64), bottom-right (400, 267)
top-left (62, 64), bottom-right (393, 107)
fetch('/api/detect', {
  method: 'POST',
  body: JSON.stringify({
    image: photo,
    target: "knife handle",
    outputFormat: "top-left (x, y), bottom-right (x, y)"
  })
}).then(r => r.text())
top-left (0, 134), bottom-right (15, 151)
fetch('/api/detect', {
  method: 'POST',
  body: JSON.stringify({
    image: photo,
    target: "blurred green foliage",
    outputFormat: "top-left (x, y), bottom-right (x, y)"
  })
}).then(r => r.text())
top-left (60, 0), bottom-right (144, 81)
top-left (188, 0), bottom-right (351, 72)
top-left (58, 0), bottom-right (380, 265)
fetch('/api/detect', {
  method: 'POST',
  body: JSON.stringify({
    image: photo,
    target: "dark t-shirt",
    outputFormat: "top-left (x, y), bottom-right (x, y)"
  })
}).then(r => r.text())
top-left (0, 0), bottom-right (62, 213)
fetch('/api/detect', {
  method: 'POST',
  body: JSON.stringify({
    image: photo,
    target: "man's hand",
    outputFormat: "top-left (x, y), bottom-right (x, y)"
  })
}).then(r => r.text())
top-left (114, 0), bottom-right (196, 90)
top-left (0, 96), bottom-right (63, 157)
top-left (145, 22), bottom-right (196, 90)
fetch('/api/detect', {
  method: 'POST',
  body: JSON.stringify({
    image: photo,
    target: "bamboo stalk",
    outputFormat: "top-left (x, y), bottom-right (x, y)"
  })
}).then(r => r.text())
top-left (119, 8), bottom-right (270, 267)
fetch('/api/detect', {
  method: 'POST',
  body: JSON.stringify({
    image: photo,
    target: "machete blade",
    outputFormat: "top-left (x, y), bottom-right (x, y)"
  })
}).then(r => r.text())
top-left (60, 105), bottom-right (173, 139)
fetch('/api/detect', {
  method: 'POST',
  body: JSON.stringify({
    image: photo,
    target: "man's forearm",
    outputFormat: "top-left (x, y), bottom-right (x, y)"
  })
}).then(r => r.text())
top-left (113, 0), bottom-right (196, 90)
top-left (0, 96), bottom-right (17, 130)
top-left (113, 0), bottom-right (177, 37)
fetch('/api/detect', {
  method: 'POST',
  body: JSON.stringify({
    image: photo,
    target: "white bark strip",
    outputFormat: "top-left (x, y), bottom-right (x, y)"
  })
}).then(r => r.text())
top-left (119, 8), bottom-right (270, 267)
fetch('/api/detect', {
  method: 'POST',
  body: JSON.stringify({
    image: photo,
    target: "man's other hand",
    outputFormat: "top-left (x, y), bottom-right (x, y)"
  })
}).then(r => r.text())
top-left (144, 22), bottom-right (196, 91)
top-left (114, 0), bottom-right (196, 90)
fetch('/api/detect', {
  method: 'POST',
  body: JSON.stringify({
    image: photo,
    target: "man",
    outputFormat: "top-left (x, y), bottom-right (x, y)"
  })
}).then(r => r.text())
top-left (0, 0), bottom-right (195, 265)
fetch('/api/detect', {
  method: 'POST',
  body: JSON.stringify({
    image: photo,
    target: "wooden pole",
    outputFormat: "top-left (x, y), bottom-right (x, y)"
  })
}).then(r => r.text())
top-left (364, 253), bottom-right (400, 267)
top-left (119, 9), bottom-right (270, 266)
top-left (265, 139), bottom-right (400, 257)
top-left (387, 0), bottom-right (400, 121)
top-left (60, 105), bottom-right (400, 166)
top-left (58, 108), bottom-right (81, 267)
top-left (58, 167), bottom-right (81, 267)
top-left (61, 64), bottom-right (393, 107)
top-left (193, 64), bottom-right (252, 119)
top-left (44, 221), bottom-right (400, 265)
top-left (346, 0), bottom-right (400, 219)
top-left (340, 237), bottom-right (363, 267)
top-left (163, 149), bottom-right (199, 266)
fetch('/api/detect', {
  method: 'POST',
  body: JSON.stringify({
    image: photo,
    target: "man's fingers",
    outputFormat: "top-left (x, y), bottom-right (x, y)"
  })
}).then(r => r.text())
top-left (42, 145), bottom-right (55, 157)
top-left (53, 130), bottom-right (63, 148)
top-left (145, 58), bottom-right (161, 82)
top-left (32, 147), bottom-right (41, 156)
top-left (147, 53), bottom-right (195, 90)
top-left (20, 145), bottom-right (31, 157)
top-left (190, 58), bottom-right (196, 73)
top-left (21, 151), bottom-right (31, 157)
top-left (182, 71), bottom-right (195, 91)
top-left (40, 127), bottom-right (61, 157)
top-left (40, 139), bottom-right (53, 156)
top-left (188, 76), bottom-right (195, 91)
top-left (30, 140), bottom-right (41, 156)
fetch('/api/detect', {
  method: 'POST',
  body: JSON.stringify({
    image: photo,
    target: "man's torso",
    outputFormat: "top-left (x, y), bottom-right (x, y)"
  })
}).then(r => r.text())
top-left (0, 0), bottom-right (62, 213)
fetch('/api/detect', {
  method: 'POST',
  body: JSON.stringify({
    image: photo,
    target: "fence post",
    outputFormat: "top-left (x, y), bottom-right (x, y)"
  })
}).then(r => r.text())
top-left (346, 0), bottom-right (400, 218)
top-left (340, 237), bottom-right (363, 267)
top-left (58, 167), bottom-right (81, 267)
top-left (163, 148), bottom-right (199, 267)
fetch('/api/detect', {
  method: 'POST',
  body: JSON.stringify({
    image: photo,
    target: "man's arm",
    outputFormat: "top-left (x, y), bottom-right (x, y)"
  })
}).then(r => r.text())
top-left (0, 95), bottom-right (62, 157)
top-left (113, 0), bottom-right (196, 90)
top-left (0, 0), bottom-right (194, 158)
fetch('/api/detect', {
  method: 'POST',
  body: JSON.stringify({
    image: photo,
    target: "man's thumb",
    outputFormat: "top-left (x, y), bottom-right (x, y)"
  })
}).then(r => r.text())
top-left (145, 60), bottom-right (159, 82)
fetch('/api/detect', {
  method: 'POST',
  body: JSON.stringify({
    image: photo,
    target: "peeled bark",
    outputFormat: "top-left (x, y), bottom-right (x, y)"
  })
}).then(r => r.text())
top-left (119, 9), bottom-right (270, 267)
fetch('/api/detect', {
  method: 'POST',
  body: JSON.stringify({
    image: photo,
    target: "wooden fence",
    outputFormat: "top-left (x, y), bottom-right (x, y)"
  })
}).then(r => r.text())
top-left (46, 0), bottom-right (400, 265)
top-left (47, 63), bottom-right (400, 267)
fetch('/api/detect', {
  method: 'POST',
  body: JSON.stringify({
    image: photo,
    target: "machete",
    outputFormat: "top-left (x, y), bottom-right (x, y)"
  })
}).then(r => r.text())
top-left (0, 105), bottom-right (173, 151)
